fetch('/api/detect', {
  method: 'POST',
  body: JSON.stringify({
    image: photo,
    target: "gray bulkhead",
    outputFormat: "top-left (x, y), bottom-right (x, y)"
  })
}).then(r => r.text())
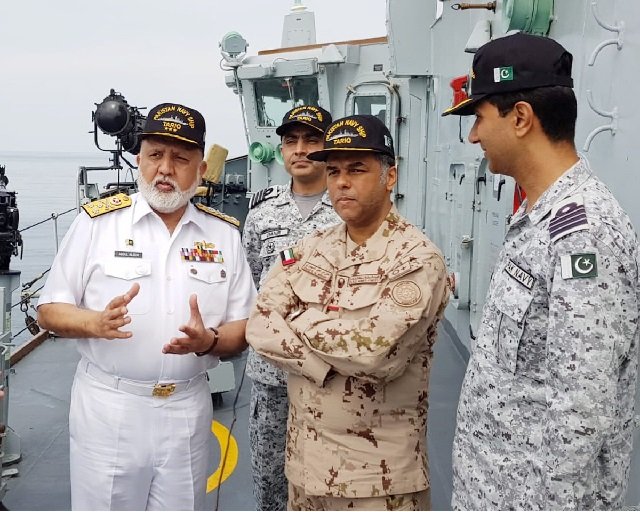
top-left (225, 0), bottom-right (640, 505)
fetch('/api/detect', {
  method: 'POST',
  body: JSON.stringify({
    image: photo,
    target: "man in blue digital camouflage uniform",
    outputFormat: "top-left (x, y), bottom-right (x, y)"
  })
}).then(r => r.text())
top-left (443, 33), bottom-right (640, 510)
top-left (242, 105), bottom-right (340, 510)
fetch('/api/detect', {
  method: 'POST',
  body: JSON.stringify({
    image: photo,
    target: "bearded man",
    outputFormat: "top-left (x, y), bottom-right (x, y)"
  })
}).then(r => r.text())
top-left (37, 102), bottom-right (256, 510)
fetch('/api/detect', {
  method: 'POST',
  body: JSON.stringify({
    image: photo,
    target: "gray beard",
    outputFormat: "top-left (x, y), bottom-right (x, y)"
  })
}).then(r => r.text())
top-left (137, 175), bottom-right (199, 213)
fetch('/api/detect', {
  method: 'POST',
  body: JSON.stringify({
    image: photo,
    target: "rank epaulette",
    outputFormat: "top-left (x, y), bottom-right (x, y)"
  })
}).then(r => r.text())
top-left (195, 203), bottom-right (240, 228)
top-left (249, 185), bottom-right (282, 209)
top-left (81, 193), bottom-right (132, 218)
top-left (549, 194), bottom-right (589, 243)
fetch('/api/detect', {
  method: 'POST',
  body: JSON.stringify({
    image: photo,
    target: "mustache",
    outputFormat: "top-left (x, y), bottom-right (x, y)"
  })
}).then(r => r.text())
top-left (152, 177), bottom-right (177, 188)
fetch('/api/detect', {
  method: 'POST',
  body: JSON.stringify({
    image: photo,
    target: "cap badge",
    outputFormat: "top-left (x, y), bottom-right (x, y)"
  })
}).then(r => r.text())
top-left (494, 66), bottom-right (514, 83)
top-left (326, 119), bottom-right (368, 144)
top-left (326, 119), bottom-right (368, 146)
top-left (158, 115), bottom-right (186, 133)
top-left (289, 106), bottom-right (323, 122)
top-left (328, 129), bottom-right (360, 144)
top-left (152, 105), bottom-right (196, 133)
top-left (290, 109), bottom-right (320, 122)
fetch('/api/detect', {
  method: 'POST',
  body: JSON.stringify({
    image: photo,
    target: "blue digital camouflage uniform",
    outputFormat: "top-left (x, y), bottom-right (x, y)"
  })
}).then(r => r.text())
top-left (246, 208), bottom-right (450, 510)
top-left (242, 181), bottom-right (340, 511)
top-left (452, 158), bottom-right (640, 510)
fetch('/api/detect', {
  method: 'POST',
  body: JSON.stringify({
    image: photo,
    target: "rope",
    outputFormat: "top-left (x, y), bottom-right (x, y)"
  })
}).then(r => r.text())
top-left (12, 284), bottom-right (45, 310)
top-left (19, 207), bottom-right (76, 233)
top-left (14, 321), bottom-right (37, 338)
top-left (21, 268), bottom-right (50, 291)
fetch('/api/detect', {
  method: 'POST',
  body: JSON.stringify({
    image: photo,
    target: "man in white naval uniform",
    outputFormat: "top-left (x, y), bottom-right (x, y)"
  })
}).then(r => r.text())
top-left (38, 102), bottom-right (256, 510)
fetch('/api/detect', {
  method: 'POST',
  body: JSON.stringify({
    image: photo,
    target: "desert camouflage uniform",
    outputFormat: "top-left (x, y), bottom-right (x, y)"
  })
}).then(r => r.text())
top-left (452, 158), bottom-right (640, 510)
top-left (242, 182), bottom-right (339, 510)
top-left (288, 482), bottom-right (430, 511)
top-left (246, 208), bottom-right (450, 510)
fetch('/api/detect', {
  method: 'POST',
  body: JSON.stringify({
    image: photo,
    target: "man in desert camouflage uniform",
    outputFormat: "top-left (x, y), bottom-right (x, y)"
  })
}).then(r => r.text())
top-left (246, 114), bottom-right (450, 511)
top-left (443, 33), bottom-right (640, 509)
top-left (242, 105), bottom-right (340, 510)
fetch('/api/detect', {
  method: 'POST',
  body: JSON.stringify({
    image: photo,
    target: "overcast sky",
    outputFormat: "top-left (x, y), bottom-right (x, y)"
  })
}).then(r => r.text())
top-left (0, 1), bottom-right (386, 158)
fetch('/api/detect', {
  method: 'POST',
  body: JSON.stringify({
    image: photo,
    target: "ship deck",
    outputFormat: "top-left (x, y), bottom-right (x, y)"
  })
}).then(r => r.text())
top-left (2, 324), bottom-right (467, 510)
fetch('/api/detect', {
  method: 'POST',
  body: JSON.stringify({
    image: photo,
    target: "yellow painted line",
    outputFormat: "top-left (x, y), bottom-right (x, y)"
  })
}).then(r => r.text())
top-left (207, 420), bottom-right (239, 492)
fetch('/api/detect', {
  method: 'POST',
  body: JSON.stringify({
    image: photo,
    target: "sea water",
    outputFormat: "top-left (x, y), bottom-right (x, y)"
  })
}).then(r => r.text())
top-left (0, 150), bottom-right (138, 346)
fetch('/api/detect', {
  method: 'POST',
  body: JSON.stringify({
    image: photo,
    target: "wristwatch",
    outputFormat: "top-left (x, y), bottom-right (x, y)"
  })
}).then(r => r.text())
top-left (195, 327), bottom-right (219, 357)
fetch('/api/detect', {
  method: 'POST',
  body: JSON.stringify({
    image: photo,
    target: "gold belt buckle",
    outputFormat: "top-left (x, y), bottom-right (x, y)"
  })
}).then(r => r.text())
top-left (152, 383), bottom-right (176, 397)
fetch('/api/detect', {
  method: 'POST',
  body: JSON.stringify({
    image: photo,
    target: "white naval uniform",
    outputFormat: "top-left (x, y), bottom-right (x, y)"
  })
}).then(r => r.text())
top-left (38, 193), bottom-right (256, 510)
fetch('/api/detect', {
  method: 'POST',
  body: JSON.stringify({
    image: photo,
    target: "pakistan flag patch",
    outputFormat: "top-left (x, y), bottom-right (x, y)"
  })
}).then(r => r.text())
top-left (493, 66), bottom-right (513, 83)
top-left (560, 253), bottom-right (598, 279)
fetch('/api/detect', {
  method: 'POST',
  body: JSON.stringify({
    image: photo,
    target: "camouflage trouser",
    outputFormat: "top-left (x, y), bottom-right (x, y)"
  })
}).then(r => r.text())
top-left (249, 380), bottom-right (288, 511)
top-left (288, 482), bottom-right (431, 511)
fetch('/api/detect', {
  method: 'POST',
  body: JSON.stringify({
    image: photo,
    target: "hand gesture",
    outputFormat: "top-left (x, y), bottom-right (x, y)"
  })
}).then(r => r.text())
top-left (162, 294), bottom-right (215, 355)
top-left (95, 283), bottom-right (140, 340)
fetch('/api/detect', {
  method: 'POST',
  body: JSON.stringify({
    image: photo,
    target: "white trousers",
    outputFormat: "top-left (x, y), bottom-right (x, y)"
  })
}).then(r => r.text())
top-left (69, 363), bottom-right (214, 511)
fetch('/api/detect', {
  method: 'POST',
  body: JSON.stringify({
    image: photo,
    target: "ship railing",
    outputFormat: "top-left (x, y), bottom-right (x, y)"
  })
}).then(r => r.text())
top-left (8, 207), bottom-right (77, 359)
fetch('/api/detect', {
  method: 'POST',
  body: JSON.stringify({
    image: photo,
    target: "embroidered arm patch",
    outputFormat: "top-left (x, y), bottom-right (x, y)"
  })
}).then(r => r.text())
top-left (249, 186), bottom-right (281, 209)
top-left (560, 252), bottom-right (598, 279)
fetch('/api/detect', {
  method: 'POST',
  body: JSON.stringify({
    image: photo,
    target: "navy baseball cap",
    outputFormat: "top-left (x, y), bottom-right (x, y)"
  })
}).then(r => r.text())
top-left (443, 33), bottom-right (574, 116)
top-left (141, 102), bottom-right (206, 149)
top-left (275, 105), bottom-right (332, 136)
top-left (307, 114), bottom-right (395, 161)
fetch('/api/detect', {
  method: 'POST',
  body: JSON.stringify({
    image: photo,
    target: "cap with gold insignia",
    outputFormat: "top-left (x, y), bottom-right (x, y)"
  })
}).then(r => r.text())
top-left (275, 105), bottom-right (332, 136)
top-left (307, 114), bottom-right (395, 162)
top-left (442, 33), bottom-right (574, 116)
top-left (141, 103), bottom-right (206, 149)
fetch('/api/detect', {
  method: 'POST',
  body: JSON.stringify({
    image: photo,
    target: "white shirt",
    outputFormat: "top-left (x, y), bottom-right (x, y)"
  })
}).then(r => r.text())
top-left (39, 193), bottom-right (256, 381)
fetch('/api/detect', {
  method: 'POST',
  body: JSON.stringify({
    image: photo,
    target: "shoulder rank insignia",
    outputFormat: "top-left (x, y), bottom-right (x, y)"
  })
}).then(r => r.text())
top-left (195, 203), bottom-right (240, 228)
top-left (549, 194), bottom-right (589, 243)
top-left (81, 193), bottom-right (132, 218)
top-left (388, 259), bottom-right (423, 282)
top-left (249, 186), bottom-right (282, 209)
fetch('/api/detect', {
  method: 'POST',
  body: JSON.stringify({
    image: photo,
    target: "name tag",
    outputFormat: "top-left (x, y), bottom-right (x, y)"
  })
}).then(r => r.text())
top-left (348, 274), bottom-right (383, 285)
top-left (260, 228), bottom-right (289, 241)
top-left (114, 250), bottom-right (142, 258)
top-left (302, 263), bottom-right (332, 281)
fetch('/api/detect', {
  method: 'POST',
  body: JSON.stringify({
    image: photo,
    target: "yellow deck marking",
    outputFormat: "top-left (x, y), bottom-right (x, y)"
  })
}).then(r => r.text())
top-left (207, 420), bottom-right (239, 492)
